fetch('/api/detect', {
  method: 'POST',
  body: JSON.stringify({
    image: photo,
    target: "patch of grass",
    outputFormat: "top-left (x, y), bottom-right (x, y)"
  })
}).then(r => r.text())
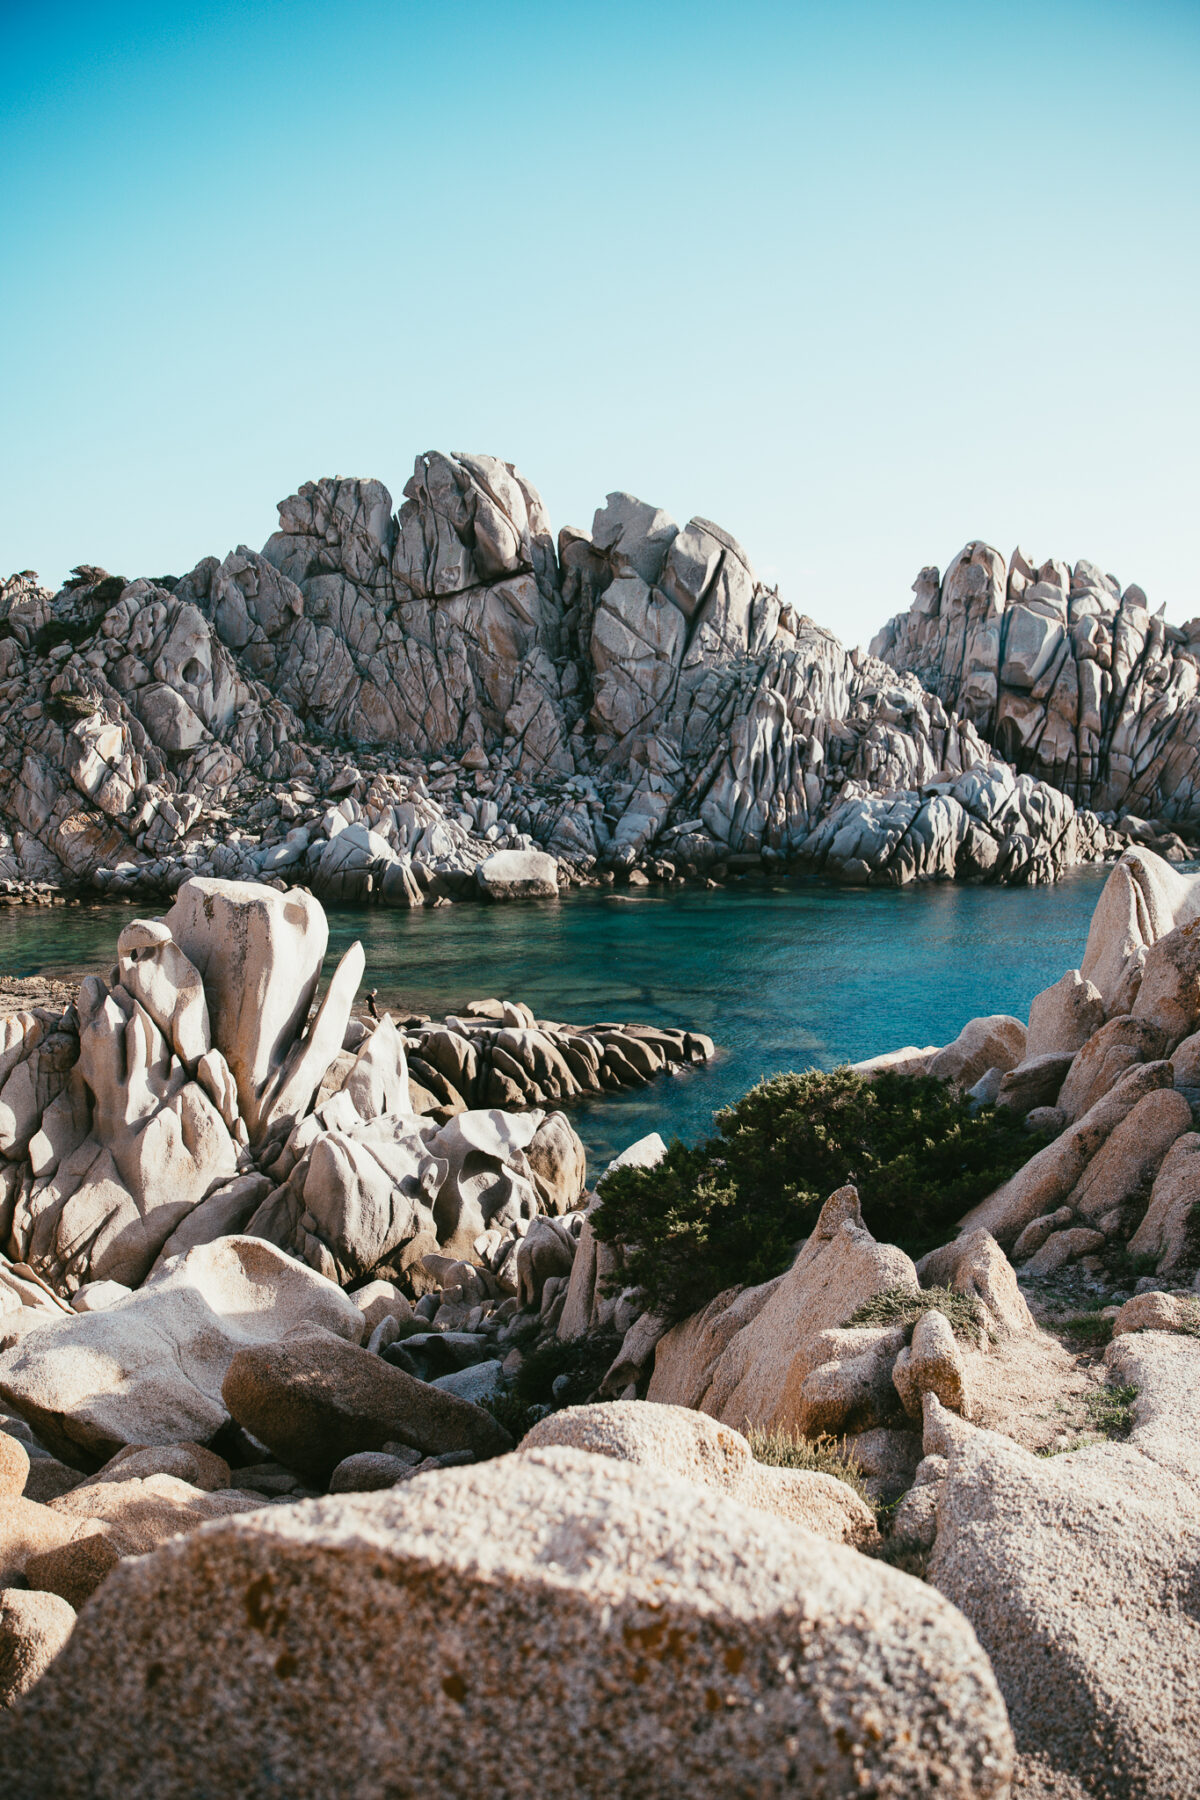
top-left (746, 1426), bottom-right (870, 1504)
top-left (1048, 1311), bottom-right (1114, 1347)
top-left (1086, 1383), bottom-right (1138, 1438)
top-left (1111, 1249), bottom-right (1160, 1281)
top-left (844, 1284), bottom-right (986, 1343)
top-left (593, 1067), bottom-right (1041, 1322)
top-left (864, 1536), bottom-right (930, 1581)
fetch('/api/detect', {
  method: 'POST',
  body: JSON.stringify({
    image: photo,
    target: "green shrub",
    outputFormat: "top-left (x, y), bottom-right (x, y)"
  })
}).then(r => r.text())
top-left (746, 1426), bottom-right (870, 1503)
top-left (512, 1330), bottom-right (622, 1411)
top-left (843, 1284), bottom-right (986, 1342)
top-left (593, 1067), bottom-right (1037, 1322)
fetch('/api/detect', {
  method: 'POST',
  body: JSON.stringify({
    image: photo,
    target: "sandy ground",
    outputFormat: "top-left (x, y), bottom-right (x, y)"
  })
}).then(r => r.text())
top-left (966, 1329), bottom-right (1105, 1454)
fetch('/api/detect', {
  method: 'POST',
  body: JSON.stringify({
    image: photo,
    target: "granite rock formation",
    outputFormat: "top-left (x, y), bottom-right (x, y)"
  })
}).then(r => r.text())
top-left (872, 542), bottom-right (1200, 844)
top-left (0, 457), bottom-right (1148, 903)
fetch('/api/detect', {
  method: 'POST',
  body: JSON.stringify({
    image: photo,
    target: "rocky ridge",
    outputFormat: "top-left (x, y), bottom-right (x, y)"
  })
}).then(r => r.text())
top-left (1, 852), bottom-right (1200, 1790)
top-left (2, 454), bottom-right (1164, 907)
top-left (872, 541), bottom-right (1200, 845)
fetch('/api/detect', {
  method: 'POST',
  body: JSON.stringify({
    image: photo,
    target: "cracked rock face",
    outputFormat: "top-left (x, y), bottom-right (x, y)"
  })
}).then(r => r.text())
top-left (872, 541), bottom-right (1200, 835)
top-left (0, 456), bottom-right (1145, 904)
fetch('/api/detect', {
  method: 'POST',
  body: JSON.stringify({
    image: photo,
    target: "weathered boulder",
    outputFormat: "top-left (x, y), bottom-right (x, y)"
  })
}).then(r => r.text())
top-left (1131, 917), bottom-right (1200, 1048)
top-left (0, 1589), bottom-right (74, 1708)
top-left (163, 878), bottom-right (329, 1141)
top-left (0, 1446), bottom-right (1015, 1798)
top-left (648, 1186), bottom-right (919, 1431)
top-left (475, 848), bottom-right (558, 900)
top-left (916, 1231), bottom-right (1035, 1339)
top-left (1111, 1290), bottom-right (1200, 1338)
top-left (221, 1325), bottom-right (512, 1481)
top-left (1105, 1329), bottom-right (1200, 1495)
top-left (893, 1311), bottom-right (972, 1420)
top-left (1128, 1131), bottom-right (1200, 1276)
top-left (0, 1435), bottom-right (28, 1498)
top-left (958, 1060), bottom-right (1174, 1246)
top-left (930, 1424), bottom-right (1200, 1799)
top-left (521, 1401), bottom-right (876, 1546)
top-left (0, 1237), bottom-right (363, 1468)
top-left (1064, 1085), bottom-right (1192, 1223)
top-left (993, 1050), bottom-right (1073, 1116)
top-left (1020, 1225), bottom-right (1106, 1276)
top-left (1079, 851), bottom-right (1200, 1014)
top-left (926, 1015), bottom-right (1026, 1090)
top-left (792, 1325), bottom-right (907, 1436)
top-left (1056, 1015), bottom-right (1167, 1121)
top-left (1025, 969), bottom-right (1106, 1060)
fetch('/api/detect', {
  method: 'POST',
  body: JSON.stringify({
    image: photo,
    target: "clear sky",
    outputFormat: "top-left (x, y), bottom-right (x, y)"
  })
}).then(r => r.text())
top-left (2, 0), bottom-right (1197, 645)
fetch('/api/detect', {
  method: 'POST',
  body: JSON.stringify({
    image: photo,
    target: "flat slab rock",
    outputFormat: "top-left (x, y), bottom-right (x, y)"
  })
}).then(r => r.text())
top-left (0, 1446), bottom-right (1013, 1799)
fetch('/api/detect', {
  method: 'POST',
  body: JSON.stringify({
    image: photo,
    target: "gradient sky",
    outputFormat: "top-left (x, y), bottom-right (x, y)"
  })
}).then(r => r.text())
top-left (2, 0), bottom-right (1197, 645)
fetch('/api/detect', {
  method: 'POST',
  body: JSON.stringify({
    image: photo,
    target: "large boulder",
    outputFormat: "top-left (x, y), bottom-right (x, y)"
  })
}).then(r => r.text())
top-left (1025, 969), bottom-right (1106, 1060)
top-left (475, 848), bottom-right (559, 900)
top-left (1064, 1086), bottom-right (1192, 1223)
top-left (1127, 1132), bottom-right (1200, 1276)
top-left (1132, 918), bottom-right (1200, 1049)
top-left (0, 1238), bottom-right (363, 1468)
top-left (522, 1401), bottom-right (876, 1545)
top-left (648, 1186), bottom-right (919, 1430)
top-left (926, 1015), bottom-right (1026, 1090)
top-left (1079, 849), bottom-right (1200, 1013)
top-left (958, 1060), bottom-right (1175, 1246)
top-left (1105, 1328), bottom-right (1200, 1495)
top-left (0, 1447), bottom-right (1014, 1797)
top-left (930, 1424), bottom-right (1200, 1799)
top-left (1056, 1015), bottom-right (1167, 1122)
top-left (221, 1326), bottom-right (512, 1481)
top-left (163, 878), bottom-right (330, 1141)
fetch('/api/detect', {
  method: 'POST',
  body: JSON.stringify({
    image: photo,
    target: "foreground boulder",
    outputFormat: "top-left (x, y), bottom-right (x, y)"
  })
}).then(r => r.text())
top-left (522, 1401), bottom-right (876, 1545)
top-left (221, 1326), bottom-right (511, 1481)
top-left (930, 1424), bottom-right (1200, 1799)
top-left (0, 1237), bottom-right (363, 1467)
top-left (0, 1446), bottom-right (1014, 1797)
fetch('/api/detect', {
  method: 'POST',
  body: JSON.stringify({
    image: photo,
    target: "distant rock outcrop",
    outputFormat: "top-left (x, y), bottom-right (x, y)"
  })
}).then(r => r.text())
top-left (1, 459), bottom-right (1171, 901)
top-left (871, 542), bottom-right (1200, 836)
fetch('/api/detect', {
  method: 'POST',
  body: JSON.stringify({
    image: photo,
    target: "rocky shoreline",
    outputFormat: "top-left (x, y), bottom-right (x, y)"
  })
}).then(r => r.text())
top-left (0, 850), bottom-right (1197, 1791)
top-left (4, 450), bottom-right (1197, 913)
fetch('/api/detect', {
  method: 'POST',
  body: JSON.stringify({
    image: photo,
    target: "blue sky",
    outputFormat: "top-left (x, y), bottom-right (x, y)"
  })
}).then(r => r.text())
top-left (2, 0), bottom-right (1197, 643)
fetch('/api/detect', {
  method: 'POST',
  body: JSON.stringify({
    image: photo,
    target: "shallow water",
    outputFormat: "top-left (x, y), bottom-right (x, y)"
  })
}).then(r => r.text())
top-left (0, 871), bottom-right (1115, 1169)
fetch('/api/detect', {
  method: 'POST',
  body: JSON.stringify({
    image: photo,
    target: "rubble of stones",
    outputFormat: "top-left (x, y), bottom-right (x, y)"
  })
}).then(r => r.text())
top-left (2, 451), bottom-right (1180, 912)
top-left (0, 849), bottom-right (1198, 1792)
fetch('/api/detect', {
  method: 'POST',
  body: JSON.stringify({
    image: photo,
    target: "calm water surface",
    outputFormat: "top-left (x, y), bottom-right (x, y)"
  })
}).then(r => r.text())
top-left (0, 871), bottom-right (1114, 1169)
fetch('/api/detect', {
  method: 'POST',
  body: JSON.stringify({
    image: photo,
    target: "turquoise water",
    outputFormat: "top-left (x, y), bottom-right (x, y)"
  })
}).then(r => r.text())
top-left (0, 871), bottom-right (1114, 1169)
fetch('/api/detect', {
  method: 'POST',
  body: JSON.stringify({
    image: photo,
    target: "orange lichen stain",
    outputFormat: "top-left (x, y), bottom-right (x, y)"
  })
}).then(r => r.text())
top-left (442, 1673), bottom-right (467, 1703)
top-left (622, 1617), bottom-right (690, 1662)
top-left (705, 1689), bottom-right (722, 1713)
top-left (723, 1646), bottom-right (745, 1675)
top-left (245, 1572), bottom-right (290, 1636)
